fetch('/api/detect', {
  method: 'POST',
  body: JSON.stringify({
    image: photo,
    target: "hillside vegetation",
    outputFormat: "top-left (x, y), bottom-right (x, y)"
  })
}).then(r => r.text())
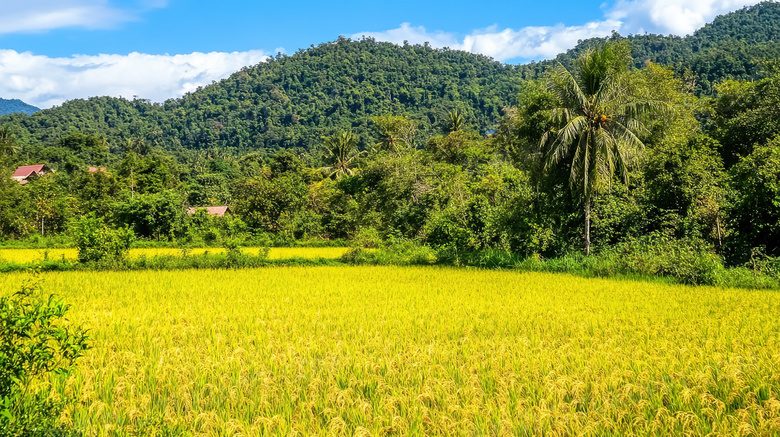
top-left (1, 40), bottom-right (520, 154)
top-left (1, 4), bottom-right (780, 287)
top-left (546, 1), bottom-right (780, 94)
top-left (2, 2), bottom-right (780, 153)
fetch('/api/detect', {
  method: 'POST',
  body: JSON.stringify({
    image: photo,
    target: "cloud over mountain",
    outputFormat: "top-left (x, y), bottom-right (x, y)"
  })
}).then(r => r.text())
top-left (0, 0), bottom-right (765, 108)
top-left (0, 50), bottom-right (268, 108)
top-left (354, 0), bottom-right (762, 62)
top-left (607, 0), bottom-right (760, 35)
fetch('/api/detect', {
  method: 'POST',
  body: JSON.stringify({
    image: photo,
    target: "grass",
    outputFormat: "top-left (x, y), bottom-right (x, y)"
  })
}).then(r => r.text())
top-left (2, 266), bottom-right (779, 436)
top-left (344, 244), bottom-right (780, 290)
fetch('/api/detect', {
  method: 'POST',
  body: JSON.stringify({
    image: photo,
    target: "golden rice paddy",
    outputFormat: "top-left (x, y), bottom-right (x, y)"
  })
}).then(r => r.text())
top-left (2, 266), bottom-right (779, 436)
top-left (0, 247), bottom-right (349, 264)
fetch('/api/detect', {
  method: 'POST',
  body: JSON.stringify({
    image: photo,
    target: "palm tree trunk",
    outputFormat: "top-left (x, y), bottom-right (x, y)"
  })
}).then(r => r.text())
top-left (584, 196), bottom-right (591, 256)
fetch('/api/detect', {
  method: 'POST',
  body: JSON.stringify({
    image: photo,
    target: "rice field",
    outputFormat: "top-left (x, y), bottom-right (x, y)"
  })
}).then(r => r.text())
top-left (0, 247), bottom-right (349, 264)
top-left (2, 266), bottom-right (780, 436)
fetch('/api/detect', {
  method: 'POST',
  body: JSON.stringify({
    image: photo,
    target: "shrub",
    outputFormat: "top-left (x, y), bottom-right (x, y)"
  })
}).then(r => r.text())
top-left (744, 248), bottom-right (780, 278)
top-left (350, 227), bottom-right (384, 249)
top-left (594, 234), bottom-right (725, 285)
top-left (436, 246), bottom-right (521, 269)
top-left (0, 275), bottom-right (90, 435)
top-left (222, 236), bottom-right (246, 267)
top-left (342, 239), bottom-right (436, 265)
top-left (71, 214), bottom-right (134, 265)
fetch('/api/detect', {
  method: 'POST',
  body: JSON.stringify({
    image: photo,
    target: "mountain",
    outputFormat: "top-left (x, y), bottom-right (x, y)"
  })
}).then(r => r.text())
top-left (0, 98), bottom-right (39, 116)
top-left (0, 40), bottom-right (522, 153)
top-left (543, 1), bottom-right (780, 94)
top-left (2, 1), bottom-right (780, 153)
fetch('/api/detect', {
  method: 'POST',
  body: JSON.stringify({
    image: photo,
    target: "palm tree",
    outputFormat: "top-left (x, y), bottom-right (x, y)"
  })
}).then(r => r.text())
top-left (446, 110), bottom-right (465, 133)
top-left (0, 126), bottom-right (19, 157)
top-left (543, 42), bottom-right (662, 255)
top-left (372, 115), bottom-right (417, 155)
top-left (320, 131), bottom-right (365, 179)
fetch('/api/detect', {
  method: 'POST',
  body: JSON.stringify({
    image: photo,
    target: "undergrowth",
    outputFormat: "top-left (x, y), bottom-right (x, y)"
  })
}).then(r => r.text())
top-left (342, 238), bottom-right (780, 289)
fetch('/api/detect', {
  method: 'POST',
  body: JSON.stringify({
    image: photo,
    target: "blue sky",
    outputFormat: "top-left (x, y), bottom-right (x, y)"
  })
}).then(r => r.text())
top-left (0, 0), bottom-right (761, 108)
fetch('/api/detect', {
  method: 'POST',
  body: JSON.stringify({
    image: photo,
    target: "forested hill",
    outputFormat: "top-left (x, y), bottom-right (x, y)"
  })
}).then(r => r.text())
top-left (168, 40), bottom-right (521, 151)
top-left (543, 1), bottom-right (780, 94)
top-left (2, 1), bottom-right (780, 153)
top-left (0, 98), bottom-right (39, 116)
top-left (1, 40), bottom-right (521, 154)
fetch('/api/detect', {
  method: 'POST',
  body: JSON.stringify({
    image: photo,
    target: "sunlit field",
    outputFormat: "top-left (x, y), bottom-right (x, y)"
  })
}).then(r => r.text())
top-left (0, 247), bottom-right (349, 264)
top-left (2, 267), bottom-right (779, 436)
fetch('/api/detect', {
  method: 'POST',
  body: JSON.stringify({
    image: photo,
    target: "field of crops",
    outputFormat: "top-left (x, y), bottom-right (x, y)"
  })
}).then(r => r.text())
top-left (2, 266), bottom-right (779, 436)
top-left (0, 247), bottom-right (349, 264)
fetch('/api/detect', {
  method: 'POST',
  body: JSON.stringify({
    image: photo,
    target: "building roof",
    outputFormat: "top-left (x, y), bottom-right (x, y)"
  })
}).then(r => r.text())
top-left (186, 206), bottom-right (230, 217)
top-left (12, 164), bottom-right (46, 178)
top-left (11, 164), bottom-right (49, 184)
top-left (88, 166), bottom-right (107, 173)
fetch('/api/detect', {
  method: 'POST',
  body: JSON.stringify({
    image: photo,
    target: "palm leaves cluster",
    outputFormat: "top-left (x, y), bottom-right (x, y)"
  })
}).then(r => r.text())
top-left (319, 131), bottom-right (365, 179)
top-left (543, 42), bottom-right (667, 254)
top-left (372, 114), bottom-right (417, 155)
top-left (320, 115), bottom-right (420, 179)
top-left (0, 126), bottom-right (19, 157)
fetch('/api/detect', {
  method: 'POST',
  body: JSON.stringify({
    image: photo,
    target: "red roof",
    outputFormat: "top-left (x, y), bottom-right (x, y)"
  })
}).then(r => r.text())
top-left (187, 206), bottom-right (230, 217)
top-left (88, 166), bottom-right (107, 173)
top-left (12, 164), bottom-right (46, 178)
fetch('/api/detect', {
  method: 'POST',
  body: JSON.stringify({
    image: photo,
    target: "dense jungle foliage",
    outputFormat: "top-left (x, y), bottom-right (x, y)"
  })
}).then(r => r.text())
top-left (2, 2), bottom-right (780, 154)
top-left (549, 1), bottom-right (780, 95)
top-left (1, 40), bottom-right (519, 154)
top-left (1, 3), bottom-right (780, 283)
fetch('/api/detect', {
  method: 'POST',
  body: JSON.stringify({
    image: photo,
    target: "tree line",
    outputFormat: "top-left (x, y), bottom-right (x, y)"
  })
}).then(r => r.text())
top-left (2, 2), bottom-right (780, 155)
top-left (1, 41), bottom-right (779, 273)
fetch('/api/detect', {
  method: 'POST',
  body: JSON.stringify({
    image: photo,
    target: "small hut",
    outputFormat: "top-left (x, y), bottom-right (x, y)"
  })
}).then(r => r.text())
top-left (186, 206), bottom-right (230, 217)
top-left (11, 164), bottom-right (50, 185)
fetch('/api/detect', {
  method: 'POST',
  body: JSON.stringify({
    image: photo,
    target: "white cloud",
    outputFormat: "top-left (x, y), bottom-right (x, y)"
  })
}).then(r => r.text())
top-left (353, 0), bottom-right (764, 62)
top-left (0, 0), bottom-right (166, 34)
top-left (607, 0), bottom-right (761, 35)
top-left (354, 23), bottom-right (461, 48)
top-left (353, 20), bottom-right (622, 62)
top-left (0, 50), bottom-right (268, 109)
top-left (460, 20), bottom-right (623, 61)
top-left (0, 0), bottom-right (764, 108)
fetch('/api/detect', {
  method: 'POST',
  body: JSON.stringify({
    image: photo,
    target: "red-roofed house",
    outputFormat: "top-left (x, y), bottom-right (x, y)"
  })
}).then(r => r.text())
top-left (186, 206), bottom-right (230, 217)
top-left (88, 166), bottom-right (107, 173)
top-left (12, 164), bottom-right (50, 185)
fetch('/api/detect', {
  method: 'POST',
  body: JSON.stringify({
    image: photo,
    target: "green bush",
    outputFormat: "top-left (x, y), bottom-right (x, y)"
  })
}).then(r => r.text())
top-left (350, 227), bottom-right (384, 249)
top-left (0, 275), bottom-right (89, 436)
top-left (71, 214), bottom-right (135, 265)
top-left (222, 236), bottom-right (247, 267)
top-left (743, 249), bottom-right (780, 278)
top-left (342, 239), bottom-right (437, 265)
top-left (599, 234), bottom-right (724, 285)
top-left (436, 246), bottom-right (522, 269)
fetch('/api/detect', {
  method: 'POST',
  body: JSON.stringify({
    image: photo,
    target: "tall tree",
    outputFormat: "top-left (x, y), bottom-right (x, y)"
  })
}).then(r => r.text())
top-left (372, 115), bottom-right (417, 155)
top-left (320, 131), bottom-right (365, 179)
top-left (543, 42), bottom-right (661, 255)
top-left (0, 126), bottom-right (19, 158)
top-left (445, 110), bottom-right (465, 133)
top-left (727, 135), bottom-right (780, 262)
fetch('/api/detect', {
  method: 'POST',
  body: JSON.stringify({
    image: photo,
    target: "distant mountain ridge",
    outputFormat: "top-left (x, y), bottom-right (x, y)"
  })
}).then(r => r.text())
top-left (0, 98), bottom-right (39, 116)
top-left (540, 1), bottom-right (780, 94)
top-left (1, 1), bottom-right (780, 152)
